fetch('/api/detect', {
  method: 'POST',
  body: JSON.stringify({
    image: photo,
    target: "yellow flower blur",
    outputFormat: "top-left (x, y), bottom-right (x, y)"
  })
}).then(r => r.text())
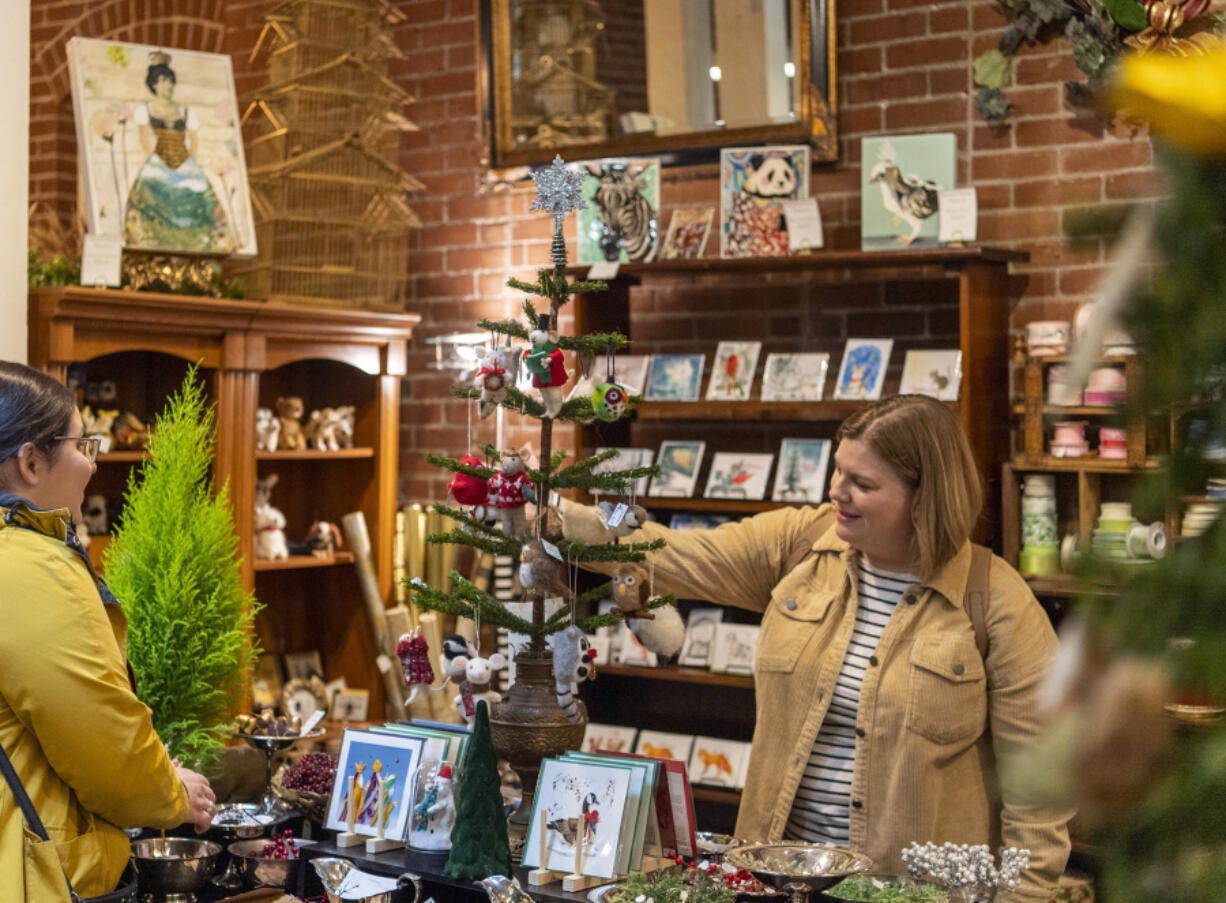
top-left (1110, 49), bottom-right (1226, 156)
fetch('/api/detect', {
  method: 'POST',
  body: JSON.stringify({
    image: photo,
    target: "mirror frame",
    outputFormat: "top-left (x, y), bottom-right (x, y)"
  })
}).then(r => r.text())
top-left (478, 0), bottom-right (838, 168)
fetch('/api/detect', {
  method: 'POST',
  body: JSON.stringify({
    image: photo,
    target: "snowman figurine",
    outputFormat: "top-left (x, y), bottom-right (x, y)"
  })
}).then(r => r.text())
top-left (409, 763), bottom-right (456, 851)
top-left (524, 313), bottom-right (567, 419)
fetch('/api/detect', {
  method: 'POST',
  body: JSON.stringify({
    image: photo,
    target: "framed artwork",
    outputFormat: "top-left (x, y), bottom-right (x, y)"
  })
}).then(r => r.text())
top-left (645, 354), bottom-right (705, 402)
top-left (576, 158), bottom-right (661, 264)
top-left (704, 452), bottom-right (774, 501)
top-left (649, 441), bottom-right (706, 498)
top-left (900, 349), bottom-right (963, 401)
top-left (659, 206), bottom-right (714, 260)
top-left (325, 728), bottom-right (424, 839)
top-left (524, 757), bottom-right (633, 878)
top-left (592, 447), bottom-right (654, 498)
top-left (67, 38), bottom-right (257, 256)
top-left (720, 146), bottom-right (811, 259)
top-left (677, 607), bottom-right (724, 668)
top-left (331, 688), bottom-right (370, 723)
top-left (613, 355), bottom-right (652, 396)
top-left (635, 731), bottom-right (695, 765)
top-left (772, 439), bottom-right (833, 504)
top-left (584, 723), bottom-right (639, 755)
top-left (689, 737), bottom-right (752, 789)
top-left (833, 339), bottom-right (894, 401)
top-left (283, 650), bottom-right (324, 682)
top-left (706, 341), bottom-right (762, 401)
top-left (669, 513), bottom-right (730, 531)
top-left (709, 623), bottom-right (760, 675)
top-left (861, 133), bottom-right (957, 251)
top-left (761, 352), bottom-right (830, 402)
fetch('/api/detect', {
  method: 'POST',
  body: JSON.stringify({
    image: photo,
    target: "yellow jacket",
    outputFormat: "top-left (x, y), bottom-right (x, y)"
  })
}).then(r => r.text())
top-left (0, 497), bottom-right (188, 899)
top-left (615, 504), bottom-right (1071, 901)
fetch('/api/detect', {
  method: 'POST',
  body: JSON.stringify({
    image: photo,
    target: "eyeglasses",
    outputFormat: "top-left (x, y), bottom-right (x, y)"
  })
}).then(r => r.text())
top-left (53, 435), bottom-right (102, 464)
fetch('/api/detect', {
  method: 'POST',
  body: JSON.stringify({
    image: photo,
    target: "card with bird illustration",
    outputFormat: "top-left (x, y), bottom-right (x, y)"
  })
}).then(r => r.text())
top-left (523, 758), bottom-right (632, 878)
top-left (899, 349), bottom-right (963, 401)
top-left (704, 452), bottom-right (774, 501)
top-left (706, 341), bottom-right (762, 401)
top-left (861, 133), bottom-right (956, 251)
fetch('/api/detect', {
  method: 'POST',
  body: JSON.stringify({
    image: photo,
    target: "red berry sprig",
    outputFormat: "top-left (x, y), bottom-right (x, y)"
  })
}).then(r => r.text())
top-left (283, 752), bottom-right (337, 794)
top-left (261, 829), bottom-right (299, 860)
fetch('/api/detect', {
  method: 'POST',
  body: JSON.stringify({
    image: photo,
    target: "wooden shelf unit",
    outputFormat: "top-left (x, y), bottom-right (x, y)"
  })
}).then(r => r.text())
top-left (28, 286), bottom-right (419, 717)
top-left (597, 662), bottom-right (754, 689)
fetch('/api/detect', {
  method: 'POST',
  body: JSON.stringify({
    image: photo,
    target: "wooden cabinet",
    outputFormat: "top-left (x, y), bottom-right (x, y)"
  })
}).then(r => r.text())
top-left (28, 287), bottom-right (419, 715)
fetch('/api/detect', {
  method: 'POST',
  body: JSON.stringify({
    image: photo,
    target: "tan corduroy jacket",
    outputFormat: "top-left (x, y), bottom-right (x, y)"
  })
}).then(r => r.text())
top-left (609, 504), bottom-right (1072, 901)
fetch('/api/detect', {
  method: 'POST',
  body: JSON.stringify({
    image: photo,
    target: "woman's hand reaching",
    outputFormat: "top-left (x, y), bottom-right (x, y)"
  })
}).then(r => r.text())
top-left (176, 766), bottom-right (217, 833)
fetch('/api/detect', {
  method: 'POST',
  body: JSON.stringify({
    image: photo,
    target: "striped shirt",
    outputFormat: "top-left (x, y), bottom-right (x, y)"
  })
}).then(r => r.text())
top-left (783, 560), bottom-right (915, 845)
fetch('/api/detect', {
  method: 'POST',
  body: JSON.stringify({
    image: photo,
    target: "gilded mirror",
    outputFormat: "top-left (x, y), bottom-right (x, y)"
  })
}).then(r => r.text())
top-left (481, 0), bottom-right (837, 167)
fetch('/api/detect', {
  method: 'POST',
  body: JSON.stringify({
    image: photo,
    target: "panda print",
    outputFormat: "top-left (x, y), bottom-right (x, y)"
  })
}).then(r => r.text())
top-left (721, 146), bottom-right (810, 258)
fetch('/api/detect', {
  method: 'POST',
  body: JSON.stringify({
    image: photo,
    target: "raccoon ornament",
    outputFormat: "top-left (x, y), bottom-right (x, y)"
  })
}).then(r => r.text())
top-left (552, 625), bottom-right (597, 724)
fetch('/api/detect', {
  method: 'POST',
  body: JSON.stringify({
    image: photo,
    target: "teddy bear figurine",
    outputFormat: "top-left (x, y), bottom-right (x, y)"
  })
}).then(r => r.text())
top-left (275, 396), bottom-right (306, 451)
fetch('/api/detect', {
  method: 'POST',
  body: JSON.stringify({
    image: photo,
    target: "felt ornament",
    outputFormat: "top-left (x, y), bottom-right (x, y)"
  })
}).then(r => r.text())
top-left (524, 312), bottom-right (566, 419)
top-left (628, 603), bottom-right (685, 658)
top-left (448, 453), bottom-right (490, 506)
top-left (539, 503), bottom-right (565, 544)
top-left (410, 762), bottom-right (456, 850)
top-left (596, 500), bottom-right (648, 538)
top-left (487, 450), bottom-right (536, 539)
top-left (561, 503), bottom-right (617, 545)
top-left (517, 539), bottom-right (570, 599)
top-left (592, 381), bottom-right (628, 421)
top-left (474, 344), bottom-right (522, 419)
top-left (552, 624), bottom-right (596, 724)
top-left (610, 562), bottom-right (653, 619)
top-left (451, 651), bottom-right (507, 724)
top-left (395, 630), bottom-right (435, 704)
top-left (436, 634), bottom-right (477, 692)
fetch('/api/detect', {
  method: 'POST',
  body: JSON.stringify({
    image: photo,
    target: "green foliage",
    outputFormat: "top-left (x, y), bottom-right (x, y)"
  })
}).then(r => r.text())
top-left (609, 870), bottom-right (737, 903)
top-left (973, 50), bottom-right (1011, 89)
top-left (27, 251), bottom-right (81, 287)
top-left (1102, 0), bottom-right (1146, 31)
top-left (444, 701), bottom-right (512, 880)
top-left (104, 367), bottom-right (259, 768)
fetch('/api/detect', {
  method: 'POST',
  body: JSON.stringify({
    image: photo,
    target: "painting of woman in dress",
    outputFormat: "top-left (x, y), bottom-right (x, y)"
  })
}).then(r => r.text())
top-left (68, 38), bottom-right (257, 256)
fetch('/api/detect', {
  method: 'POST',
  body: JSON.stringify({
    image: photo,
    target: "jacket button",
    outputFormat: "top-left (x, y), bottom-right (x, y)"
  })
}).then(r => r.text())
top-left (953, 663), bottom-right (965, 676)
top-left (786, 598), bottom-right (797, 610)
top-left (904, 594), bottom-right (917, 605)
top-left (852, 799), bottom-right (863, 809)
top-left (868, 655), bottom-right (879, 667)
top-left (855, 727), bottom-right (865, 738)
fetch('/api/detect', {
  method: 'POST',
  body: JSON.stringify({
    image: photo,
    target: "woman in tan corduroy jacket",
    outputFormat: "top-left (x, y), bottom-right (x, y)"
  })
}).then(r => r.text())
top-left (593, 395), bottom-right (1072, 901)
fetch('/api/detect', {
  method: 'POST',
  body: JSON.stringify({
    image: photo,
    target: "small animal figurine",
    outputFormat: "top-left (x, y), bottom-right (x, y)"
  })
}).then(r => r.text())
top-left (305, 520), bottom-right (342, 558)
top-left (332, 405), bottom-right (355, 449)
top-left (609, 562), bottom-right (653, 619)
top-left (552, 625), bottom-right (596, 724)
top-left (486, 450), bottom-right (536, 539)
top-left (447, 453), bottom-right (490, 507)
top-left (560, 503), bottom-right (613, 546)
top-left (547, 792), bottom-right (599, 847)
top-left (596, 500), bottom-right (648, 538)
top-left (81, 406), bottom-right (118, 441)
top-left (255, 406), bottom-right (280, 452)
top-left (396, 629), bottom-right (435, 705)
top-left (518, 539), bottom-right (569, 599)
top-left (254, 473), bottom-right (289, 560)
top-left (436, 634), bottom-right (476, 692)
top-left (523, 313), bottom-right (566, 419)
top-left (302, 407), bottom-right (335, 451)
top-left (474, 345), bottom-right (521, 420)
top-left (628, 604), bottom-right (686, 658)
top-left (409, 763), bottom-right (456, 850)
top-left (275, 396), bottom-right (306, 451)
top-left (452, 651), bottom-right (507, 724)
top-left (80, 494), bottom-right (108, 536)
top-left (111, 412), bottom-right (149, 450)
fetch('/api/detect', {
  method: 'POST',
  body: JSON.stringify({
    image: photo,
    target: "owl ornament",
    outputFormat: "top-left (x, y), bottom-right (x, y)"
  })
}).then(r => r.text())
top-left (592, 381), bottom-right (628, 421)
top-left (395, 629), bottom-right (436, 705)
top-left (611, 561), bottom-right (686, 658)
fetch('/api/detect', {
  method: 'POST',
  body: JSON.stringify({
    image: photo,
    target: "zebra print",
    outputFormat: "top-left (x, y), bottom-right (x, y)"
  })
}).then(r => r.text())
top-left (593, 168), bottom-right (659, 263)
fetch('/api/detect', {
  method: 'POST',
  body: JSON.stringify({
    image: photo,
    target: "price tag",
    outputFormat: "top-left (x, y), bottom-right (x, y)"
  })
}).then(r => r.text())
top-left (541, 538), bottom-right (564, 561)
top-left (782, 198), bottom-right (824, 252)
top-left (605, 502), bottom-right (629, 528)
top-left (938, 188), bottom-right (978, 244)
top-left (301, 708), bottom-right (326, 734)
top-left (80, 233), bottom-right (122, 287)
top-left (586, 261), bottom-right (620, 281)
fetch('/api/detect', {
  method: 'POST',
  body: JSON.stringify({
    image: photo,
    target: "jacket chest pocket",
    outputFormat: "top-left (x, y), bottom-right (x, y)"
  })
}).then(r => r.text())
top-left (904, 635), bottom-right (987, 745)
top-left (757, 590), bottom-right (837, 673)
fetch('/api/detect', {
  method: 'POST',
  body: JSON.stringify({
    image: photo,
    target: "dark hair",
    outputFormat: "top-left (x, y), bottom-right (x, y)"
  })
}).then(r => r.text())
top-left (145, 63), bottom-right (176, 94)
top-left (0, 361), bottom-right (76, 466)
top-left (836, 394), bottom-right (982, 579)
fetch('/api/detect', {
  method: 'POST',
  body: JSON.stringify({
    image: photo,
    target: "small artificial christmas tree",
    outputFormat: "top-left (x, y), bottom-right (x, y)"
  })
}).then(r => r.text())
top-left (104, 366), bottom-right (260, 767)
top-left (444, 700), bottom-right (512, 880)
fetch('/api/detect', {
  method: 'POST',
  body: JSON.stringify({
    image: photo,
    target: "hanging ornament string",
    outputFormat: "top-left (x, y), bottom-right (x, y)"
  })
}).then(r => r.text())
top-left (605, 339), bottom-right (617, 384)
top-left (567, 546), bottom-right (579, 628)
top-left (648, 556), bottom-right (656, 601)
top-left (473, 607), bottom-right (481, 657)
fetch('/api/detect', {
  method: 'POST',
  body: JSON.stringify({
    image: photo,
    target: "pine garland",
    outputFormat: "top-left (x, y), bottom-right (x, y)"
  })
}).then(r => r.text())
top-left (578, 594), bottom-right (677, 633)
top-left (104, 367), bottom-right (260, 768)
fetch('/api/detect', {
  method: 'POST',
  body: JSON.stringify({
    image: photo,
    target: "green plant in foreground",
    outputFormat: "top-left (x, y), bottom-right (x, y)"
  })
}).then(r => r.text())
top-left (104, 366), bottom-right (260, 767)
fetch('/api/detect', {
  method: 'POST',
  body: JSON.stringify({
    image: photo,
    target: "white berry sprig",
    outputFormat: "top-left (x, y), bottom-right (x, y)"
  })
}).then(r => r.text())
top-left (900, 842), bottom-right (1030, 902)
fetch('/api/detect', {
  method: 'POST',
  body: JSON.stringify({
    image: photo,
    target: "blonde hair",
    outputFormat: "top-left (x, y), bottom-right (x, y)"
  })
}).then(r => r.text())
top-left (836, 395), bottom-right (982, 581)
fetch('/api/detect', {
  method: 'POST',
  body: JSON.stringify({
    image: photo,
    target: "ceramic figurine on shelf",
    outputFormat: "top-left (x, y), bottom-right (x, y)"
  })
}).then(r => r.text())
top-left (486, 450), bottom-right (536, 539)
top-left (81, 406), bottom-right (118, 445)
top-left (254, 473), bottom-right (290, 560)
top-left (112, 411), bottom-right (150, 450)
top-left (524, 313), bottom-right (567, 419)
top-left (275, 396), bottom-right (306, 451)
top-left (410, 763), bottom-right (456, 850)
top-left (305, 520), bottom-right (343, 558)
top-left (256, 406), bottom-right (280, 452)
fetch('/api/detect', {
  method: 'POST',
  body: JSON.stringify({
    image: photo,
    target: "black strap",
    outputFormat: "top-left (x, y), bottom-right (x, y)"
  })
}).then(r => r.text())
top-left (0, 742), bottom-right (79, 900)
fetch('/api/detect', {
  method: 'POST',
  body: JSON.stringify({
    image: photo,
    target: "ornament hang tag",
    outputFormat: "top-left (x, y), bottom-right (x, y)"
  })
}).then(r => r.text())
top-left (541, 537), bottom-right (564, 562)
top-left (605, 502), bottom-right (629, 529)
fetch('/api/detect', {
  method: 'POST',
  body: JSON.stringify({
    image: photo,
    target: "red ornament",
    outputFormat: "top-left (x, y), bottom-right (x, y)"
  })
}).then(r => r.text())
top-left (396, 632), bottom-right (436, 686)
top-left (448, 453), bottom-right (490, 506)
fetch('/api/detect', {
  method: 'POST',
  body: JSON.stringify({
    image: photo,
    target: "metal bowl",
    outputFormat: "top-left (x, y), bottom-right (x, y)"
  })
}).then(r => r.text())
top-left (226, 837), bottom-right (316, 889)
top-left (725, 842), bottom-right (873, 903)
top-left (697, 831), bottom-right (746, 858)
top-left (209, 802), bottom-right (284, 840)
top-left (129, 837), bottom-right (223, 900)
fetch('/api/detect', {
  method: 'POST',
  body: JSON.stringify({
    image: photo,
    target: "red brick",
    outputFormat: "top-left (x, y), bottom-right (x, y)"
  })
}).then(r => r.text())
top-left (846, 72), bottom-right (925, 106)
top-left (973, 149), bottom-right (1056, 181)
top-left (1015, 53), bottom-right (1084, 86)
top-left (884, 97), bottom-right (968, 131)
top-left (1062, 141), bottom-right (1150, 174)
top-left (973, 2), bottom-right (1008, 30)
top-left (979, 209), bottom-right (1061, 242)
top-left (886, 37), bottom-right (968, 70)
top-left (842, 0), bottom-right (886, 17)
top-left (976, 183), bottom-right (1011, 210)
top-left (445, 247), bottom-right (511, 272)
top-left (929, 65), bottom-right (969, 96)
top-left (1013, 176), bottom-right (1102, 208)
top-left (1058, 266), bottom-right (1109, 295)
top-left (973, 123), bottom-right (1013, 151)
top-left (930, 6), bottom-right (969, 32)
top-left (849, 11), bottom-right (927, 45)
top-left (448, 194), bottom-right (510, 222)
top-left (842, 47), bottom-right (883, 76)
top-left (1016, 116), bottom-right (1104, 148)
top-left (1006, 85), bottom-right (1063, 118)
top-left (841, 105), bottom-right (884, 136)
top-left (1105, 169), bottom-right (1168, 200)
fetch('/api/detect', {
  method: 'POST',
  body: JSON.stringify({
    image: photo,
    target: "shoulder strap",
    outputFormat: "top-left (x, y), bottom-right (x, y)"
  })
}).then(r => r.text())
top-left (782, 507), bottom-right (838, 576)
top-left (0, 744), bottom-right (79, 900)
top-left (964, 543), bottom-right (992, 660)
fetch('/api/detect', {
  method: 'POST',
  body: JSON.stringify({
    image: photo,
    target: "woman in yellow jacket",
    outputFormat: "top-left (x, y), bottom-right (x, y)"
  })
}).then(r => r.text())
top-left (0, 361), bottom-right (216, 900)
top-left (593, 395), bottom-right (1072, 901)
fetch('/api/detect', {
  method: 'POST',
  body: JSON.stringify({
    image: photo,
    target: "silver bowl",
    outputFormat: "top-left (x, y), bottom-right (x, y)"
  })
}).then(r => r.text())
top-left (227, 837), bottom-right (316, 889)
top-left (311, 857), bottom-right (423, 903)
top-left (725, 842), bottom-right (873, 903)
top-left (209, 802), bottom-right (283, 840)
top-left (697, 831), bottom-right (746, 858)
top-left (129, 837), bottom-right (223, 902)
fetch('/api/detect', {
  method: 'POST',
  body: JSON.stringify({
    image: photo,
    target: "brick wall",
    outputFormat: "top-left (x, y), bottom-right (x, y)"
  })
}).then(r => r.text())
top-left (29, 0), bottom-right (1162, 504)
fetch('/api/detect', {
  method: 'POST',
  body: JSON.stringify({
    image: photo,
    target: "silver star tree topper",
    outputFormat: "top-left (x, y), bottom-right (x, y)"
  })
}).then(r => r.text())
top-left (530, 154), bottom-right (586, 227)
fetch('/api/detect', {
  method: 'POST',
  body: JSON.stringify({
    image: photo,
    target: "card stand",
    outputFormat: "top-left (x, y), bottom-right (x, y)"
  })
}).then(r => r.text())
top-left (335, 831), bottom-right (365, 848)
top-left (527, 807), bottom-right (609, 893)
top-left (366, 837), bottom-right (405, 854)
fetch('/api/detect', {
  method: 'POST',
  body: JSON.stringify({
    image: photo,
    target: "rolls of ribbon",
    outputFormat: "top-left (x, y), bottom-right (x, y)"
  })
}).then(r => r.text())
top-left (1126, 521), bottom-right (1167, 560)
